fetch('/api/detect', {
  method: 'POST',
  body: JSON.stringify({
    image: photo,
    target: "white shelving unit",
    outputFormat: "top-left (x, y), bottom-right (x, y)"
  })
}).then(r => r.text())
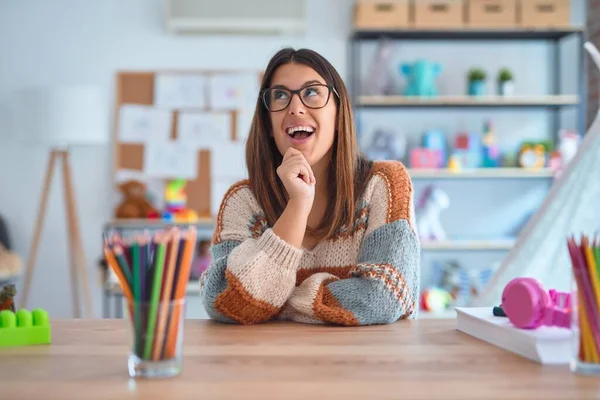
top-left (408, 168), bottom-right (555, 179)
top-left (359, 95), bottom-right (579, 108)
top-left (421, 239), bottom-right (515, 251)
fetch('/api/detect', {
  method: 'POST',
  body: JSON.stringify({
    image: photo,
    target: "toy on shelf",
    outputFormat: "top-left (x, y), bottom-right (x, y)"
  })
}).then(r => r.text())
top-left (453, 132), bottom-right (482, 168)
top-left (422, 129), bottom-right (447, 167)
top-left (0, 308), bottom-right (51, 347)
top-left (162, 179), bottom-right (198, 223)
top-left (363, 38), bottom-right (398, 96)
top-left (420, 287), bottom-right (452, 313)
top-left (415, 185), bottom-right (449, 241)
top-left (365, 128), bottom-right (406, 161)
top-left (0, 284), bottom-right (16, 312)
top-left (115, 180), bottom-right (159, 219)
top-left (401, 60), bottom-right (441, 97)
top-left (481, 121), bottom-right (500, 167)
top-left (558, 129), bottom-right (580, 166)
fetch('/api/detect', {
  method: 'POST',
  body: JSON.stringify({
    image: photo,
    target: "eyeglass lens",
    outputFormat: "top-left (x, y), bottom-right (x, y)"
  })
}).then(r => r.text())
top-left (263, 85), bottom-right (331, 111)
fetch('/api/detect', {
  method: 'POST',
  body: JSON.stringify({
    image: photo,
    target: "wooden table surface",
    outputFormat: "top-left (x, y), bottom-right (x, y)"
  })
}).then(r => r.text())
top-left (1, 318), bottom-right (599, 400)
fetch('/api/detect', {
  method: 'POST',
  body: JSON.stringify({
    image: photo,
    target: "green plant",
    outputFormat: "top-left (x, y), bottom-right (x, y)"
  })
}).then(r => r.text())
top-left (468, 68), bottom-right (486, 82)
top-left (498, 68), bottom-right (513, 82)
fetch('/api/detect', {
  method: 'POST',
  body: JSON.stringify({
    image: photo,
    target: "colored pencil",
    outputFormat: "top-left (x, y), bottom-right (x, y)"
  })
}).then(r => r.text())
top-left (568, 234), bottom-right (600, 364)
top-left (103, 226), bottom-right (197, 362)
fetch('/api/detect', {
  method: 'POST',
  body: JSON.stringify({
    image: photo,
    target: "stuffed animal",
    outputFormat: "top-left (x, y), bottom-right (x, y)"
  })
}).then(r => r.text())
top-left (415, 185), bottom-right (449, 241)
top-left (401, 60), bottom-right (441, 97)
top-left (363, 39), bottom-right (398, 96)
top-left (558, 129), bottom-right (580, 166)
top-left (114, 180), bottom-right (159, 219)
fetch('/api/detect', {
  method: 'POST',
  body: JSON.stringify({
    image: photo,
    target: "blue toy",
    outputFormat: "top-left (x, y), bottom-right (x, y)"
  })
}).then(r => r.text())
top-left (423, 130), bottom-right (447, 167)
top-left (401, 60), bottom-right (441, 97)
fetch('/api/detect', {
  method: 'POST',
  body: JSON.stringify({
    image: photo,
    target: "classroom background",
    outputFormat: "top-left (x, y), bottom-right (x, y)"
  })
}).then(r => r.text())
top-left (0, 0), bottom-right (596, 319)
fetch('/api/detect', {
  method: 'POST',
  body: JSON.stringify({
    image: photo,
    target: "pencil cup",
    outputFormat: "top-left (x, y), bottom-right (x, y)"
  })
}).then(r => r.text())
top-left (127, 298), bottom-right (186, 379)
top-left (568, 234), bottom-right (600, 375)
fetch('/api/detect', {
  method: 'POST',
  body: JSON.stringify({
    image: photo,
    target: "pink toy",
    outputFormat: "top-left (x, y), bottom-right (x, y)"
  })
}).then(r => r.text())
top-left (501, 277), bottom-right (571, 329)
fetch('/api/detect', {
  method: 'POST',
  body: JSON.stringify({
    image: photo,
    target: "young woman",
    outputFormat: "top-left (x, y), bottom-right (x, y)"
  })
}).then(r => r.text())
top-left (200, 48), bottom-right (420, 326)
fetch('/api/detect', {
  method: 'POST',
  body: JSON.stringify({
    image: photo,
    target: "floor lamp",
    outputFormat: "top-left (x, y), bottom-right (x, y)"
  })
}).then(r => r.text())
top-left (13, 86), bottom-right (108, 318)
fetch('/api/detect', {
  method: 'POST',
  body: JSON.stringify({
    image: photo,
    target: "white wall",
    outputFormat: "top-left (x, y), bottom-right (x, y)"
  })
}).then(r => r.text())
top-left (0, 0), bottom-right (586, 317)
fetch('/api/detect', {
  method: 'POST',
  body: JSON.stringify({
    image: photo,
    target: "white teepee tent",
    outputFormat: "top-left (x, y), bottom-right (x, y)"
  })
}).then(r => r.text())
top-left (473, 42), bottom-right (600, 306)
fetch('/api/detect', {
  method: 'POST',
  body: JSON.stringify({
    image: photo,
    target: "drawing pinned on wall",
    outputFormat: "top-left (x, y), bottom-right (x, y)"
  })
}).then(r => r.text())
top-left (236, 110), bottom-right (254, 143)
top-left (177, 111), bottom-right (231, 149)
top-left (208, 73), bottom-right (260, 109)
top-left (143, 140), bottom-right (198, 180)
top-left (154, 73), bottom-right (206, 108)
top-left (118, 104), bottom-right (172, 144)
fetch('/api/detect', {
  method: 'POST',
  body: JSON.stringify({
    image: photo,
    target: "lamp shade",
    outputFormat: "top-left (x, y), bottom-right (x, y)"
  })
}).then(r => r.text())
top-left (13, 85), bottom-right (108, 147)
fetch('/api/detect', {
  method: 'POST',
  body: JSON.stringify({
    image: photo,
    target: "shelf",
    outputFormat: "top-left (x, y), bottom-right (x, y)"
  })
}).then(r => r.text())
top-left (408, 168), bottom-right (555, 179)
top-left (104, 218), bottom-right (215, 230)
top-left (421, 239), bottom-right (515, 251)
top-left (352, 27), bottom-right (584, 41)
top-left (357, 95), bottom-right (579, 108)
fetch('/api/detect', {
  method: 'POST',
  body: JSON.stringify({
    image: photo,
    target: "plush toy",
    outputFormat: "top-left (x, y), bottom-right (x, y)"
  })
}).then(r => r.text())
top-left (558, 129), bottom-right (580, 166)
top-left (415, 186), bottom-right (449, 241)
top-left (401, 60), bottom-right (441, 97)
top-left (365, 129), bottom-right (406, 161)
top-left (114, 180), bottom-right (159, 219)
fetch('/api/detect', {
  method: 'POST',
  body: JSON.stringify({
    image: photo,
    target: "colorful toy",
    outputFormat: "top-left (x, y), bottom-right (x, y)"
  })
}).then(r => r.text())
top-left (420, 287), bottom-right (452, 312)
top-left (501, 277), bottom-right (571, 330)
top-left (0, 284), bottom-right (16, 312)
top-left (481, 121), bottom-right (500, 167)
top-left (401, 60), bottom-right (441, 97)
top-left (164, 179), bottom-right (198, 223)
top-left (0, 308), bottom-right (51, 347)
top-left (558, 129), bottom-right (580, 166)
top-left (415, 186), bottom-right (449, 241)
top-left (423, 129), bottom-right (447, 167)
top-left (410, 148), bottom-right (440, 169)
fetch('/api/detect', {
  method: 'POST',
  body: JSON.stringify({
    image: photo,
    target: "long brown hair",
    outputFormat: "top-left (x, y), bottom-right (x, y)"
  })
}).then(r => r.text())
top-left (246, 47), bottom-right (373, 240)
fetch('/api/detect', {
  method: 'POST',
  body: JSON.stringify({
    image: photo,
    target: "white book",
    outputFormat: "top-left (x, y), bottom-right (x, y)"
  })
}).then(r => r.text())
top-left (455, 307), bottom-right (573, 365)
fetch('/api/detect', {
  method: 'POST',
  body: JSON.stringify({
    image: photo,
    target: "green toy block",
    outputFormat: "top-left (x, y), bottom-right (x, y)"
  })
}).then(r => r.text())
top-left (0, 308), bottom-right (51, 347)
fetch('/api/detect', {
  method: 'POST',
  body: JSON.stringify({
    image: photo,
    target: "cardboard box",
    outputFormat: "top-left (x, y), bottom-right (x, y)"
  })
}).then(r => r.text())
top-left (468, 0), bottom-right (517, 27)
top-left (354, 1), bottom-right (411, 29)
top-left (519, 0), bottom-right (570, 28)
top-left (414, 0), bottom-right (465, 29)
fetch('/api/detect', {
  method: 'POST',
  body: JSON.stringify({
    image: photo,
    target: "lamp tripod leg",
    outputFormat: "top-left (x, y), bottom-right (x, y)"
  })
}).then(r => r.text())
top-left (61, 151), bottom-right (93, 318)
top-left (19, 150), bottom-right (58, 310)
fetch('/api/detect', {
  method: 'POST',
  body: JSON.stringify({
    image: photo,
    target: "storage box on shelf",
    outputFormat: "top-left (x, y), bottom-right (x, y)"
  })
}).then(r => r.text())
top-left (354, 0), bottom-right (411, 29)
top-left (414, 0), bottom-right (465, 28)
top-left (519, 0), bottom-right (570, 28)
top-left (467, 0), bottom-right (517, 27)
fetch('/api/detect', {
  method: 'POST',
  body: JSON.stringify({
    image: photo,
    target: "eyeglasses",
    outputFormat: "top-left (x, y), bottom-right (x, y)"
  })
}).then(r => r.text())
top-left (261, 84), bottom-right (339, 112)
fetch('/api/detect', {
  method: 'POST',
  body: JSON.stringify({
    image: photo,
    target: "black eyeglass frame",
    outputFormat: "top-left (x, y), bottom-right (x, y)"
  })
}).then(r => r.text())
top-left (260, 84), bottom-right (340, 112)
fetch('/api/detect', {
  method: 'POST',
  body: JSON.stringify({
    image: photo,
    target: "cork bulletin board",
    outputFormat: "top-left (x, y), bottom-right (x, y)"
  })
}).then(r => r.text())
top-left (113, 70), bottom-right (262, 218)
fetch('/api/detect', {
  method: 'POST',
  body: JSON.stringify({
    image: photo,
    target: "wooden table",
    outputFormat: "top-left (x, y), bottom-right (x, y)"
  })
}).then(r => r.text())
top-left (1, 319), bottom-right (599, 399)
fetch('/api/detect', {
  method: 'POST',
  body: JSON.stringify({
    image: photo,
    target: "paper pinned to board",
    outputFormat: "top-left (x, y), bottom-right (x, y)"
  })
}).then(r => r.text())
top-left (236, 110), bottom-right (254, 143)
top-left (210, 141), bottom-right (247, 180)
top-left (154, 73), bottom-right (207, 109)
top-left (208, 73), bottom-right (260, 110)
top-left (144, 140), bottom-right (198, 179)
top-left (118, 104), bottom-right (173, 144)
top-left (177, 111), bottom-right (231, 149)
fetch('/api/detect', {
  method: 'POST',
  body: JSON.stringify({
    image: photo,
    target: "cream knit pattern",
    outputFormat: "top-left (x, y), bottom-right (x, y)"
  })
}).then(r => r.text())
top-left (200, 160), bottom-right (420, 326)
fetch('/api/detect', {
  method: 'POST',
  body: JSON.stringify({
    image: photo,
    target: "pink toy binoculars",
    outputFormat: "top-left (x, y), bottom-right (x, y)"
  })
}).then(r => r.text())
top-left (501, 277), bottom-right (572, 329)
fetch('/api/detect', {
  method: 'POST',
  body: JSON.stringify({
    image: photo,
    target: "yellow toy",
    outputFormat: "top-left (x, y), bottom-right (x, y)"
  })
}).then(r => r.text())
top-left (163, 179), bottom-right (198, 223)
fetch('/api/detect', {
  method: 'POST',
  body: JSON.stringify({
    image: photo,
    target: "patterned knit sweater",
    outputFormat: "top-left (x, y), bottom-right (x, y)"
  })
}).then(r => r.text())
top-left (199, 160), bottom-right (420, 326)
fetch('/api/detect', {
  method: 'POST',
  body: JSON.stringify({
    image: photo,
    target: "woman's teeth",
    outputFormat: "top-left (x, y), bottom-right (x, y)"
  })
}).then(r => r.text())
top-left (286, 126), bottom-right (315, 136)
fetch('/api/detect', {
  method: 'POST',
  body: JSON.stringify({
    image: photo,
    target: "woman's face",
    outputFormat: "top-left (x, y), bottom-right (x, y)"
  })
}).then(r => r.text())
top-left (267, 63), bottom-right (337, 168)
